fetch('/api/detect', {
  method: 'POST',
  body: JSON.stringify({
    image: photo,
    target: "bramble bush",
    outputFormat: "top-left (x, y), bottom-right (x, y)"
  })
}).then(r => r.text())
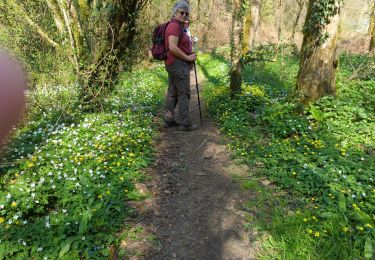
top-left (0, 65), bottom-right (167, 258)
top-left (198, 52), bottom-right (375, 259)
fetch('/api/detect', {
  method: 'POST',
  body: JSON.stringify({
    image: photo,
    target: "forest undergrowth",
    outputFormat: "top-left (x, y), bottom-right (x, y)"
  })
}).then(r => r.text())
top-left (198, 48), bottom-right (375, 259)
top-left (0, 65), bottom-right (167, 258)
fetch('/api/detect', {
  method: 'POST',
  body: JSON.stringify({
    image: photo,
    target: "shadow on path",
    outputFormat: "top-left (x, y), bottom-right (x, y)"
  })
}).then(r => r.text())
top-left (125, 70), bottom-right (261, 259)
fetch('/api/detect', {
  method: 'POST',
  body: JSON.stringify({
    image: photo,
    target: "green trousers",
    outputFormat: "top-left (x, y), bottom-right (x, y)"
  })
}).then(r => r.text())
top-left (164, 59), bottom-right (191, 126)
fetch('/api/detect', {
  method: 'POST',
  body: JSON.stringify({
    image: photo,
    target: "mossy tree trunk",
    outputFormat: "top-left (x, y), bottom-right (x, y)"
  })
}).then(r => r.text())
top-left (296, 0), bottom-right (341, 105)
top-left (369, 2), bottom-right (375, 51)
top-left (241, 0), bottom-right (260, 55)
top-left (79, 0), bottom-right (148, 107)
top-left (230, 0), bottom-right (247, 94)
top-left (5, 0), bottom-right (148, 109)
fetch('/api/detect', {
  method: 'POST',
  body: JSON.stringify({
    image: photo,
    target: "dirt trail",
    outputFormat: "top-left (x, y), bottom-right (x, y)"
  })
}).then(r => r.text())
top-left (124, 71), bottom-right (260, 259)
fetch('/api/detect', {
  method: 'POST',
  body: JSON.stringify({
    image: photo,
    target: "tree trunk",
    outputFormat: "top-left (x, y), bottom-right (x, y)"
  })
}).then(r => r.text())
top-left (2, 0), bottom-right (148, 109)
top-left (80, 0), bottom-right (148, 107)
top-left (229, 0), bottom-right (246, 94)
top-left (275, 0), bottom-right (283, 45)
top-left (369, 3), bottom-right (375, 51)
top-left (241, 0), bottom-right (260, 54)
top-left (296, 0), bottom-right (341, 105)
top-left (291, 0), bottom-right (305, 42)
top-left (201, 0), bottom-right (214, 51)
top-left (367, 1), bottom-right (374, 34)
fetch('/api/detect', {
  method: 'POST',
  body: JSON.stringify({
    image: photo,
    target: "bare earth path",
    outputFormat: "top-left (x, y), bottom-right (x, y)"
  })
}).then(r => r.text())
top-left (124, 70), bottom-right (260, 259)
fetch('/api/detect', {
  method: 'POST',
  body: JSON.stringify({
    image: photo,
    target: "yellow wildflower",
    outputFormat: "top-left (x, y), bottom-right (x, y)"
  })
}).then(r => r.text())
top-left (11, 201), bottom-right (17, 207)
top-left (314, 232), bottom-right (320, 237)
top-left (0, 217), bottom-right (4, 224)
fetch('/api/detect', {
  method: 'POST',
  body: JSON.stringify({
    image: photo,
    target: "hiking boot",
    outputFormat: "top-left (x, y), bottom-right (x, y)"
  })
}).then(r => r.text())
top-left (179, 123), bottom-right (199, 131)
top-left (163, 120), bottom-right (180, 128)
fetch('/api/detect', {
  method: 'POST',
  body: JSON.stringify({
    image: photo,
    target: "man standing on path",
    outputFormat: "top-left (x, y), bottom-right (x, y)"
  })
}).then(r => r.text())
top-left (164, 1), bottom-right (198, 131)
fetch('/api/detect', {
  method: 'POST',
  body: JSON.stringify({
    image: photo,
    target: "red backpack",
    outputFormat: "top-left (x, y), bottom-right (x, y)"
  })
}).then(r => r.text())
top-left (151, 21), bottom-right (182, 61)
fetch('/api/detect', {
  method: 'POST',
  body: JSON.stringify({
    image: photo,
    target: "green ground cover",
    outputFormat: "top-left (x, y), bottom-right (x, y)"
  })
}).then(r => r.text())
top-left (0, 66), bottom-right (167, 258)
top-left (198, 50), bottom-right (375, 259)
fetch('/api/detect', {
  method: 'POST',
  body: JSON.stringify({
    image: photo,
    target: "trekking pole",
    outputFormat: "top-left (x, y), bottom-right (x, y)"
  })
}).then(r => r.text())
top-left (193, 62), bottom-right (203, 125)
